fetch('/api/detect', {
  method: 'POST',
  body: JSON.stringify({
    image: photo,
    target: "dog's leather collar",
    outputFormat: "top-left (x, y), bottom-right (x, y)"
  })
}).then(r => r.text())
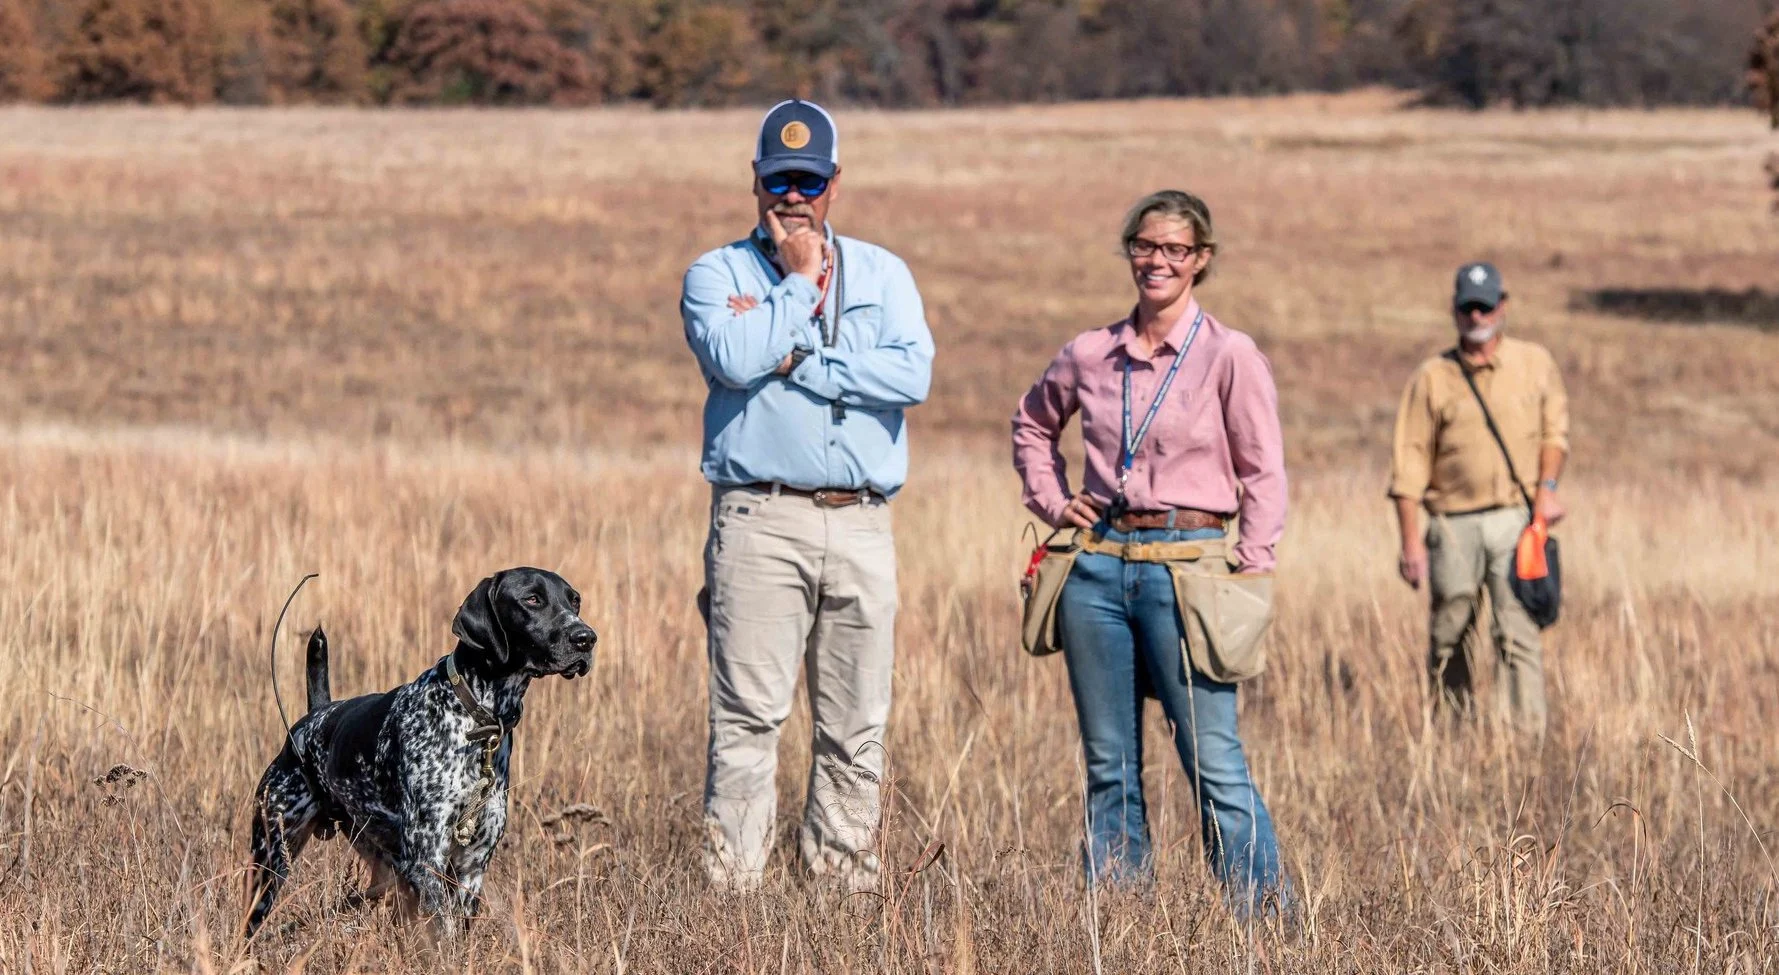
top-left (444, 653), bottom-right (504, 744)
top-left (444, 652), bottom-right (507, 850)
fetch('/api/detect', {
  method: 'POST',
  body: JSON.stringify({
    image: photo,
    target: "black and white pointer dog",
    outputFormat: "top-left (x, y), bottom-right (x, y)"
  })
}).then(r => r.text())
top-left (246, 567), bottom-right (596, 939)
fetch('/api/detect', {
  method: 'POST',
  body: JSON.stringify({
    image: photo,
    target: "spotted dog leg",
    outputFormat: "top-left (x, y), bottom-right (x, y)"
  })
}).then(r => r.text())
top-left (451, 853), bottom-right (492, 924)
top-left (447, 792), bottom-right (507, 926)
top-left (246, 751), bottom-right (322, 937)
top-left (394, 803), bottom-right (464, 942)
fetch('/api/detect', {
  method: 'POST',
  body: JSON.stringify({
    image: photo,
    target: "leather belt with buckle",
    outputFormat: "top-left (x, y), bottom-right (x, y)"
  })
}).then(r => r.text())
top-left (749, 483), bottom-right (881, 508)
top-left (1109, 508), bottom-right (1226, 532)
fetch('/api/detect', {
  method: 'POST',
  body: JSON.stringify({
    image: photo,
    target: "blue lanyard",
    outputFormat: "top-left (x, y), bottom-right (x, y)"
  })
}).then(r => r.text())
top-left (1118, 309), bottom-right (1205, 497)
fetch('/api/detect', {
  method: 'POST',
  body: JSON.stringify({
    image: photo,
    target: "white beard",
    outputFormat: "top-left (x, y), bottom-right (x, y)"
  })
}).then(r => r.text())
top-left (1460, 323), bottom-right (1500, 345)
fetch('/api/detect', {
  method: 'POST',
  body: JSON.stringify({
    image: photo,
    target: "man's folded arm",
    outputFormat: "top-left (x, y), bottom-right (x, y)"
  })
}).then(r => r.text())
top-left (784, 258), bottom-right (934, 409)
top-left (681, 259), bottom-right (821, 389)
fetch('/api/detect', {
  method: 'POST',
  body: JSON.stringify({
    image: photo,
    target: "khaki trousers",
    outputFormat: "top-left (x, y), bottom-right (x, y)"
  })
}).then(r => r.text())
top-left (1426, 506), bottom-right (1547, 734)
top-left (700, 485), bottom-right (897, 891)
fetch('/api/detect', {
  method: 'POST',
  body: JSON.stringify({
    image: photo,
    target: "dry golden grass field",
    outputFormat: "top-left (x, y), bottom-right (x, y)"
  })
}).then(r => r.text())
top-left (3, 91), bottom-right (1779, 973)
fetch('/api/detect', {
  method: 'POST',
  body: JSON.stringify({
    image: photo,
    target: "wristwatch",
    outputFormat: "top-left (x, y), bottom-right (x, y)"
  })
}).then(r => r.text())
top-left (788, 346), bottom-right (814, 372)
top-left (1540, 478), bottom-right (1559, 492)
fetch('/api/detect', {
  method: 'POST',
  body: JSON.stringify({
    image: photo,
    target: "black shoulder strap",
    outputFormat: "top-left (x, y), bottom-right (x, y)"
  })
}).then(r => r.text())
top-left (1450, 350), bottom-right (1535, 518)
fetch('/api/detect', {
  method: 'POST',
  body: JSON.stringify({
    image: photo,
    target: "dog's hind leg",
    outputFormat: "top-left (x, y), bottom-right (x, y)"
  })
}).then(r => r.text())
top-left (245, 751), bottom-right (322, 938)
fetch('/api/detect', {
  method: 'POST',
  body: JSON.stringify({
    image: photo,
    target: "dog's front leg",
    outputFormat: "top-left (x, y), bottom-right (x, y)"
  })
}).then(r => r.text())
top-left (394, 816), bottom-right (464, 942)
top-left (447, 787), bottom-right (506, 923)
top-left (451, 855), bottom-right (491, 922)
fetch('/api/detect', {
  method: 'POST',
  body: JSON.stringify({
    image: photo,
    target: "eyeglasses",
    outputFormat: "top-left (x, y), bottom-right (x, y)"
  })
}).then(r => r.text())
top-left (1456, 301), bottom-right (1499, 316)
top-left (1125, 238), bottom-right (1202, 262)
top-left (760, 172), bottom-right (830, 198)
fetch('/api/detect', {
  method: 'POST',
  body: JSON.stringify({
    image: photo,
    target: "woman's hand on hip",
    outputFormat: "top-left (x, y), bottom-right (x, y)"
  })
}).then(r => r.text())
top-left (1059, 494), bottom-right (1104, 531)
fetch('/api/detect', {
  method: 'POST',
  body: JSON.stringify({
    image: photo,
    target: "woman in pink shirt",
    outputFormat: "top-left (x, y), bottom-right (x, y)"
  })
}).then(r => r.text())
top-left (1011, 190), bottom-right (1286, 910)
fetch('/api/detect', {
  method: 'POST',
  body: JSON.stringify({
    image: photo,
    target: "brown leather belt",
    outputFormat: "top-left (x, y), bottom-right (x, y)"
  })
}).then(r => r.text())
top-left (747, 483), bottom-right (882, 508)
top-left (1109, 508), bottom-right (1226, 533)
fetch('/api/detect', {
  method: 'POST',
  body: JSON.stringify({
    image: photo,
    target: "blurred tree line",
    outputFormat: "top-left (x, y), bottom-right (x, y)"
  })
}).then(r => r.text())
top-left (0, 0), bottom-right (1770, 109)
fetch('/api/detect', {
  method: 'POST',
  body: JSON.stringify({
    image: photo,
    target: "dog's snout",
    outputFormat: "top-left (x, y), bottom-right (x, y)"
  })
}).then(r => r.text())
top-left (569, 626), bottom-right (596, 650)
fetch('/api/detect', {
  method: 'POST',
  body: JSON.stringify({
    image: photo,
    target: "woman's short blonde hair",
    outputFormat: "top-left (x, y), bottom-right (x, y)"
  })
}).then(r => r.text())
top-left (1120, 190), bottom-right (1217, 286)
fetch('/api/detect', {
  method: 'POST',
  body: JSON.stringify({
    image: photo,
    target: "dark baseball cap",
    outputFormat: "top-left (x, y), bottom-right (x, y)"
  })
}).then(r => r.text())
top-left (1453, 262), bottom-right (1506, 309)
top-left (754, 99), bottom-right (838, 179)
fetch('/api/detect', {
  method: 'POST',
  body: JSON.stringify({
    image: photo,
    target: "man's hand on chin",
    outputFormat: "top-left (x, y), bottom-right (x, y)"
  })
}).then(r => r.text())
top-left (765, 210), bottom-right (826, 282)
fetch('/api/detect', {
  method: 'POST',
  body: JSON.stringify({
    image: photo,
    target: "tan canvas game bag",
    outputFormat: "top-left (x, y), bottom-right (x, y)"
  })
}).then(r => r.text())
top-left (1169, 556), bottom-right (1274, 683)
top-left (1019, 527), bottom-right (1080, 656)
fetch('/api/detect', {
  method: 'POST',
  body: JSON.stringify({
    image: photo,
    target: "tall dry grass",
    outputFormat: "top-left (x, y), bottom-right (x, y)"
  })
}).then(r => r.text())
top-left (1, 92), bottom-right (1778, 972)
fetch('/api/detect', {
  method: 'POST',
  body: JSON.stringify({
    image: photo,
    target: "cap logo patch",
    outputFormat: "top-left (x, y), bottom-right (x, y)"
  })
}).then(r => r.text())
top-left (1468, 266), bottom-right (1489, 284)
top-left (780, 121), bottom-right (811, 150)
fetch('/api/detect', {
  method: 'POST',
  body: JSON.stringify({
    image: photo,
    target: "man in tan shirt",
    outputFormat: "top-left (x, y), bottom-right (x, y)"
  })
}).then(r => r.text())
top-left (1389, 262), bottom-right (1569, 734)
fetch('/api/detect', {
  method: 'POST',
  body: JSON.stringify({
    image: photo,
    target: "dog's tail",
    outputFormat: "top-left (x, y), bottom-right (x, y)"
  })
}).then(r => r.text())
top-left (305, 626), bottom-right (331, 713)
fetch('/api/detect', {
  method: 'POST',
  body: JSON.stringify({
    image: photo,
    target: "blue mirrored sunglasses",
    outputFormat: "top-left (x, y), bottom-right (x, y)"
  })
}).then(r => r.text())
top-left (760, 172), bottom-right (830, 198)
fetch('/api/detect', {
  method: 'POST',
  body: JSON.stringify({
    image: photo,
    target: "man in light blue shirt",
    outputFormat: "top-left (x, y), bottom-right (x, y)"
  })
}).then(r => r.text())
top-left (681, 99), bottom-right (933, 893)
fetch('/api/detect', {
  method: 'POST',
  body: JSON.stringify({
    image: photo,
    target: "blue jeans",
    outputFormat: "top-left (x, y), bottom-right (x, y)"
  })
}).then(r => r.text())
top-left (1056, 524), bottom-right (1286, 909)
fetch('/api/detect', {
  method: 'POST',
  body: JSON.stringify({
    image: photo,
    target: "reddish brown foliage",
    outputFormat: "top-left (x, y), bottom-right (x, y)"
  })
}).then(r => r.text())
top-left (382, 0), bottom-right (592, 105)
top-left (1752, 9), bottom-right (1779, 127)
top-left (1753, 10), bottom-right (1779, 210)
top-left (56, 0), bottom-right (219, 103)
top-left (0, 0), bottom-right (52, 100)
top-left (260, 0), bottom-right (367, 103)
top-left (0, 0), bottom-right (1768, 108)
top-left (640, 4), bottom-right (763, 107)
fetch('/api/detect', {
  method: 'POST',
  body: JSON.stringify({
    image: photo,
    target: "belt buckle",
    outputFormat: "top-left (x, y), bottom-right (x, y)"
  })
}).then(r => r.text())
top-left (812, 489), bottom-right (853, 508)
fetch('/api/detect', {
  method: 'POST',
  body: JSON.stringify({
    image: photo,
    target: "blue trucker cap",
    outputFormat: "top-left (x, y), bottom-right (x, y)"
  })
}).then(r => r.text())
top-left (754, 99), bottom-right (839, 179)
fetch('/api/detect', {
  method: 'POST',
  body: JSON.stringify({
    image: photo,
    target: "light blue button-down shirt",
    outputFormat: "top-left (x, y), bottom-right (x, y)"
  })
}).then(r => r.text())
top-left (681, 225), bottom-right (934, 497)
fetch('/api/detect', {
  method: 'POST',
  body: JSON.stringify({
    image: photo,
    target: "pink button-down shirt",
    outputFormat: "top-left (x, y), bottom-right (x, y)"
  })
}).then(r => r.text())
top-left (1011, 300), bottom-right (1287, 571)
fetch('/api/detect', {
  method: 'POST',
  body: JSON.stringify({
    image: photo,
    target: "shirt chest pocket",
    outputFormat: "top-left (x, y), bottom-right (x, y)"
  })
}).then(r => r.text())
top-left (1152, 387), bottom-right (1219, 456)
top-left (834, 304), bottom-right (883, 350)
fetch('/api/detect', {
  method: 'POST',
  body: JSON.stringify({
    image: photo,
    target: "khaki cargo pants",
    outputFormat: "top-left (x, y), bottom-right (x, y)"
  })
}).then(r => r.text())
top-left (1427, 506), bottom-right (1547, 734)
top-left (699, 484), bottom-right (896, 891)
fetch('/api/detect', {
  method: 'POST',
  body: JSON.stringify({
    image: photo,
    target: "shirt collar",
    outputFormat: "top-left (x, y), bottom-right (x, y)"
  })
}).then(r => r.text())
top-left (1454, 339), bottom-right (1503, 371)
top-left (1115, 298), bottom-right (1203, 363)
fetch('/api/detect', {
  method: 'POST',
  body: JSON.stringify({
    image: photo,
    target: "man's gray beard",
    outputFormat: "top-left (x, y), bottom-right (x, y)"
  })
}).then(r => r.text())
top-left (1461, 320), bottom-right (1502, 345)
top-left (760, 206), bottom-right (817, 235)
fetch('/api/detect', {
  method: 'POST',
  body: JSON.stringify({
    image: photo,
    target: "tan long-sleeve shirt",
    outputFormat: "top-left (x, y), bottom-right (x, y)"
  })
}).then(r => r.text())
top-left (1389, 337), bottom-right (1568, 514)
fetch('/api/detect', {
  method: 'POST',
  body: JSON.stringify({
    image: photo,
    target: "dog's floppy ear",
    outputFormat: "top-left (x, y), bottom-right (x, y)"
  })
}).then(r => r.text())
top-left (451, 571), bottom-right (511, 664)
